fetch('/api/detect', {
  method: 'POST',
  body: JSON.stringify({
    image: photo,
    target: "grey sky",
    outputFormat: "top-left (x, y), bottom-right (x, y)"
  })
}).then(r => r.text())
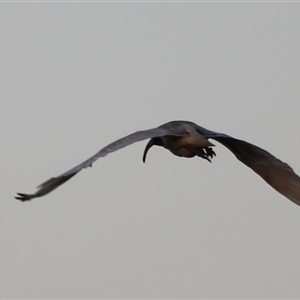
top-left (1, 2), bottom-right (300, 299)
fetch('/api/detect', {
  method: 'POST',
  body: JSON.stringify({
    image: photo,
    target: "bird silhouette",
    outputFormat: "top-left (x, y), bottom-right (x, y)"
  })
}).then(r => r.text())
top-left (15, 121), bottom-right (300, 206)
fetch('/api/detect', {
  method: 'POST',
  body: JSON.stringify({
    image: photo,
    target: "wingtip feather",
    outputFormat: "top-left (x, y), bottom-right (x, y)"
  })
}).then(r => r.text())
top-left (15, 193), bottom-right (33, 201)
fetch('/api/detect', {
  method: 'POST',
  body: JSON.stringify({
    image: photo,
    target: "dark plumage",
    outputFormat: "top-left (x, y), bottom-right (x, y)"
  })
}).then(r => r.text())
top-left (15, 120), bottom-right (300, 206)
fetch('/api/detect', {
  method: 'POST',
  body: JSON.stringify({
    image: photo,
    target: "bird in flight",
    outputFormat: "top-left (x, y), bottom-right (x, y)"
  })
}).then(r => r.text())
top-left (15, 120), bottom-right (300, 206)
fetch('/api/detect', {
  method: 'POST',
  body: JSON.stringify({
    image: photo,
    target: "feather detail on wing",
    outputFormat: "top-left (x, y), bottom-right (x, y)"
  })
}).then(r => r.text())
top-left (15, 127), bottom-right (185, 201)
top-left (212, 136), bottom-right (300, 206)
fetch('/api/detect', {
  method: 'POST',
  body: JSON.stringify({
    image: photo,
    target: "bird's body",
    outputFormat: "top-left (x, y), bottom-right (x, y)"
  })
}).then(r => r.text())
top-left (161, 131), bottom-right (214, 158)
top-left (141, 121), bottom-right (215, 160)
top-left (15, 120), bottom-right (300, 206)
top-left (163, 135), bottom-right (210, 157)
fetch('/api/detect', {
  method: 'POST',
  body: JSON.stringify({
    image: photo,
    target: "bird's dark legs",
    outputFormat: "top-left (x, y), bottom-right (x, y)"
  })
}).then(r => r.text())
top-left (196, 147), bottom-right (216, 162)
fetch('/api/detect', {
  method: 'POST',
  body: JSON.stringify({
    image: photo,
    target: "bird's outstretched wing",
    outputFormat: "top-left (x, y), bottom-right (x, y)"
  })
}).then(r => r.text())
top-left (15, 127), bottom-right (185, 201)
top-left (211, 136), bottom-right (300, 206)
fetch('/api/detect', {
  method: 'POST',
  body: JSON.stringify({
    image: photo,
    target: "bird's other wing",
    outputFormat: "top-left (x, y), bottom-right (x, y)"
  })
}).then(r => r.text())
top-left (15, 127), bottom-right (185, 201)
top-left (211, 135), bottom-right (300, 206)
top-left (190, 122), bottom-right (231, 139)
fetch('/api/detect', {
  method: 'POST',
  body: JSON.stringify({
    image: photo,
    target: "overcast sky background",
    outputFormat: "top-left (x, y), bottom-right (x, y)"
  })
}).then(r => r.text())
top-left (1, 2), bottom-right (300, 299)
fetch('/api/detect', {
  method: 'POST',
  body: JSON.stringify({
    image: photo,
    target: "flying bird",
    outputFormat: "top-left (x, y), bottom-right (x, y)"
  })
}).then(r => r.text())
top-left (15, 120), bottom-right (300, 206)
